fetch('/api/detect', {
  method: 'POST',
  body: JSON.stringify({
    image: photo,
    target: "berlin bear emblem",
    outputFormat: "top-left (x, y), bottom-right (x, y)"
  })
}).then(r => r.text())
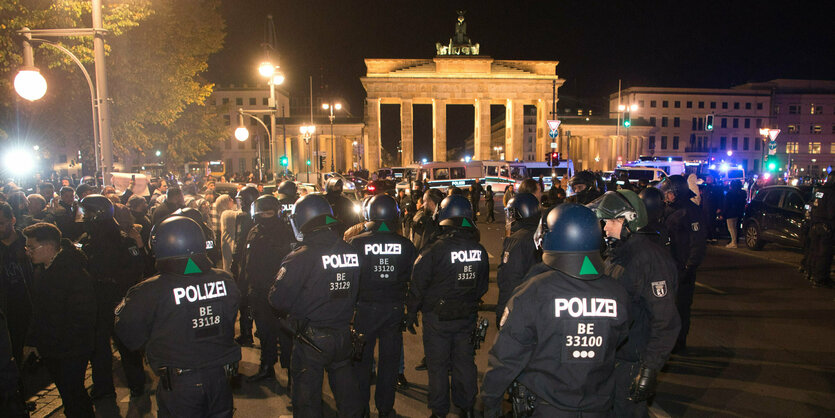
top-left (651, 281), bottom-right (668, 298)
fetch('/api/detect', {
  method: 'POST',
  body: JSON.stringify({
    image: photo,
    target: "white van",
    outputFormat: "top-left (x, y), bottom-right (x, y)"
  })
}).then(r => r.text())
top-left (416, 161), bottom-right (484, 191)
top-left (613, 167), bottom-right (669, 183)
top-left (622, 160), bottom-right (686, 176)
top-left (509, 161), bottom-right (575, 190)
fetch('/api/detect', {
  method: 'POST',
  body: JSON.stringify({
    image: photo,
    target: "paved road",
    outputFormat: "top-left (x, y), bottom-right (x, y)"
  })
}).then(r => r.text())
top-left (31, 202), bottom-right (835, 417)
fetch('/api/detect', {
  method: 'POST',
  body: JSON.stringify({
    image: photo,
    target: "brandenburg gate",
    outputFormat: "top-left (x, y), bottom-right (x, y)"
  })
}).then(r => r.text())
top-left (360, 14), bottom-right (564, 170)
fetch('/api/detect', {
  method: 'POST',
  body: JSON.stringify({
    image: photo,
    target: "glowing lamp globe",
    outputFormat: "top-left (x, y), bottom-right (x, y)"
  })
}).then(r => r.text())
top-left (234, 127), bottom-right (249, 142)
top-left (258, 62), bottom-right (275, 78)
top-left (14, 69), bottom-right (47, 101)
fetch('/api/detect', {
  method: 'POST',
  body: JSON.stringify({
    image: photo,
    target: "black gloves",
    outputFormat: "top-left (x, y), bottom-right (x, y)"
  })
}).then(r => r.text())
top-left (628, 364), bottom-right (659, 402)
top-left (402, 311), bottom-right (419, 334)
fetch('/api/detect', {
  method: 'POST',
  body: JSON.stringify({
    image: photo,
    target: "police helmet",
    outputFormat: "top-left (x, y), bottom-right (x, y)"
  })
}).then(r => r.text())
top-left (504, 193), bottom-right (540, 221)
top-left (587, 190), bottom-right (648, 234)
top-left (236, 185), bottom-right (260, 209)
top-left (639, 187), bottom-right (665, 222)
top-left (569, 170), bottom-right (599, 191)
top-left (252, 195), bottom-right (280, 218)
top-left (436, 194), bottom-right (475, 228)
top-left (364, 194), bottom-right (400, 223)
top-left (539, 203), bottom-right (604, 280)
top-left (79, 194), bottom-right (114, 222)
top-left (325, 177), bottom-right (344, 194)
top-left (289, 194), bottom-right (336, 241)
top-left (150, 215), bottom-right (206, 260)
top-left (277, 180), bottom-right (298, 199)
top-left (656, 174), bottom-right (694, 200)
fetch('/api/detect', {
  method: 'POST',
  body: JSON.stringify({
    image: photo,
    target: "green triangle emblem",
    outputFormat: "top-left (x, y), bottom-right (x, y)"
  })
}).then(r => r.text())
top-left (325, 215), bottom-right (338, 225)
top-left (184, 258), bottom-right (202, 274)
top-left (378, 222), bottom-right (390, 232)
top-left (461, 218), bottom-right (473, 228)
top-left (579, 256), bottom-right (598, 275)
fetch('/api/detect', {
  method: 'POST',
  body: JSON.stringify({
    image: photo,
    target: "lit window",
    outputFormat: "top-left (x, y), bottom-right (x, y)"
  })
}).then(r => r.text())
top-left (578, 109), bottom-right (583, 116)
top-left (812, 125), bottom-right (822, 134)
top-left (787, 124), bottom-right (798, 133)
top-left (786, 142), bottom-right (799, 154)
top-left (830, 143), bottom-right (835, 154)
top-left (809, 142), bottom-right (821, 154)
top-left (811, 104), bottom-right (822, 114)
top-left (588, 110), bottom-right (593, 116)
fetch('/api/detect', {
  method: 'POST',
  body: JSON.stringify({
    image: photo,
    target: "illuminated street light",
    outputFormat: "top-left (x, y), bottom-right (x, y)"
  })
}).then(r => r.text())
top-left (234, 114), bottom-right (249, 141)
top-left (14, 69), bottom-right (47, 101)
top-left (300, 125), bottom-right (315, 179)
top-left (322, 101), bottom-right (342, 171)
top-left (727, 150), bottom-right (733, 157)
top-left (4, 148), bottom-right (35, 177)
top-left (258, 61), bottom-right (275, 77)
top-left (155, 149), bottom-right (162, 157)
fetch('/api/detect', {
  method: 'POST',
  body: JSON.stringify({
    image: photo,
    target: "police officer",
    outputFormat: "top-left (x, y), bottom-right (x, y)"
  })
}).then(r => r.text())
top-left (348, 194), bottom-right (417, 417)
top-left (807, 172), bottom-right (835, 288)
top-left (639, 187), bottom-right (670, 247)
top-left (231, 185), bottom-right (259, 346)
top-left (173, 207), bottom-right (220, 266)
top-left (325, 177), bottom-right (361, 230)
top-left (656, 175), bottom-right (706, 353)
top-left (115, 216), bottom-right (241, 417)
top-left (588, 190), bottom-right (680, 417)
top-left (481, 204), bottom-right (630, 417)
top-left (269, 194), bottom-right (362, 416)
top-left (78, 194), bottom-right (146, 399)
top-left (242, 195), bottom-right (294, 382)
top-left (276, 180), bottom-right (299, 216)
top-left (495, 193), bottom-right (541, 327)
top-left (404, 195), bottom-right (489, 418)
top-left (565, 170), bottom-right (606, 205)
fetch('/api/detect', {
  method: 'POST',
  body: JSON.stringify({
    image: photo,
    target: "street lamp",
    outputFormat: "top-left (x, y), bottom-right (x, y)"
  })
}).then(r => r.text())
top-left (300, 124), bottom-right (315, 180)
top-left (322, 102), bottom-right (342, 172)
top-left (352, 140), bottom-right (359, 170)
top-left (492, 145), bottom-right (503, 160)
top-left (236, 110), bottom-right (270, 181)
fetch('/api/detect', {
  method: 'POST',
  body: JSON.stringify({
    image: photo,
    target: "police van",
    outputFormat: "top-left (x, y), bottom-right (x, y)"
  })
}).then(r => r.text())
top-left (416, 161), bottom-right (484, 191)
top-left (615, 159), bottom-right (686, 183)
top-left (481, 160), bottom-right (515, 191)
top-left (509, 161), bottom-right (575, 190)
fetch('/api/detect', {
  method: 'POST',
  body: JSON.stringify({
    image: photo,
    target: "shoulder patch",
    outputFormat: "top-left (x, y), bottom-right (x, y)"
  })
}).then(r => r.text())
top-left (691, 222), bottom-right (700, 232)
top-left (651, 280), bottom-right (668, 298)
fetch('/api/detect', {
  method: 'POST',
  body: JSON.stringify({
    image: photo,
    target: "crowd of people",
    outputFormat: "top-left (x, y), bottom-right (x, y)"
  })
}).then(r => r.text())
top-left (1, 166), bottom-right (831, 417)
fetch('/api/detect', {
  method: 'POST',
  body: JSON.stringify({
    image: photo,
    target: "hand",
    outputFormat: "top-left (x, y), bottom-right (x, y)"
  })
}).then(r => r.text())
top-left (402, 311), bottom-right (419, 334)
top-left (628, 364), bottom-right (658, 402)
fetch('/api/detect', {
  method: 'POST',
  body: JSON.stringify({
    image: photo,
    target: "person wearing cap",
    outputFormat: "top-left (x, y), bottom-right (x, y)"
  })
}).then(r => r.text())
top-left (348, 194), bottom-right (417, 417)
top-left (115, 216), bottom-right (241, 417)
top-left (78, 195), bottom-right (147, 400)
top-left (240, 195), bottom-right (294, 383)
top-left (495, 193), bottom-right (541, 328)
top-left (656, 175), bottom-right (706, 354)
top-left (588, 191), bottom-right (680, 417)
top-left (404, 195), bottom-right (489, 418)
top-left (481, 204), bottom-right (630, 417)
top-left (269, 194), bottom-right (362, 416)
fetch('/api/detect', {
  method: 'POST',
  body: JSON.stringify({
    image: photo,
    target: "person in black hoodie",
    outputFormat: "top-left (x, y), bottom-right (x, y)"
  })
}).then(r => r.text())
top-left (23, 222), bottom-right (96, 417)
top-left (721, 179), bottom-right (746, 248)
top-left (0, 203), bottom-right (33, 370)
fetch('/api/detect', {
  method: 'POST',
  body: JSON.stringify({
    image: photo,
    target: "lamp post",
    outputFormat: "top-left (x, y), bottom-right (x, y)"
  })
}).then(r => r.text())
top-left (352, 141), bottom-right (359, 170)
top-left (492, 145), bottom-right (503, 160)
top-left (14, 0), bottom-right (112, 185)
top-left (236, 110), bottom-right (271, 181)
top-left (258, 14), bottom-right (287, 177)
top-left (300, 125), bottom-right (315, 182)
top-left (322, 101), bottom-right (342, 172)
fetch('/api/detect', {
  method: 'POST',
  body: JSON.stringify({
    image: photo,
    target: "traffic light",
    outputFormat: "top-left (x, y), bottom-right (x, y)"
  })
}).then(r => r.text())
top-left (548, 151), bottom-right (560, 166)
top-left (279, 155), bottom-right (289, 167)
top-left (623, 111), bottom-right (631, 128)
top-left (766, 156), bottom-right (778, 172)
top-left (306, 159), bottom-right (311, 166)
top-left (705, 114), bottom-right (714, 131)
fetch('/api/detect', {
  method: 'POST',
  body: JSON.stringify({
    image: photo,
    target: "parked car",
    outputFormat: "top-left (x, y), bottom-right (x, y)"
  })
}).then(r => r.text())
top-left (742, 185), bottom-right (813, 250)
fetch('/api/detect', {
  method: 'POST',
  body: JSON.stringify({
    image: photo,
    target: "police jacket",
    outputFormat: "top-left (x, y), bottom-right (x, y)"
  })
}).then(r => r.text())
top-left (663, 198), bottom-right (707, 271)
top-left (231, 212), bottom-right (254, 278)
top-left (604, 233), bottom-right (680, 369)
top-left (411, 210), bottom-right (439, 251)
top-left (348, 221), bottom-right (417, 304)
top-left (481, 267), bottom-right (629, 414)
top-left (810, 183), bottom-right (835, 227)
top-left (640, 220), bottom-right (670, 249)
top-left (0, 230), bottom-right (33, 330)
top-left (27, 240), bottom-right (96, 359)
top-left (80, 224), bottom-right (145, 297)
top-left (326, 192), bottom-right (360, 228)
top-left (242, 216), bottom-right (294, 293)
top-left (278, 196), bottom-right (297, 230)
top-left (406, 227), bottom-right (489, 316)
top-left (269, 229), bottom-right (360, 329)
top-left (114, 268), bottom-right (241, 370)
top-left (496, 219), bottom-right (541, 321)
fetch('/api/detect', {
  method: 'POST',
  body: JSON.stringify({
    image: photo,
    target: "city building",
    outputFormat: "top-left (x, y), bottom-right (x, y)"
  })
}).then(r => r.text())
top-left (733, 79), bottom-right (835, 176)
top-left (609, 87), bottom-right (771, 173)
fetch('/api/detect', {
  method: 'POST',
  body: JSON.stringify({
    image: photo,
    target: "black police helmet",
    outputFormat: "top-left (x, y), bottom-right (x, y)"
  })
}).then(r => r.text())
top-left (325, 177), bottom-right (344, 194)
top-left (151, 216), bottom-right (207, 260)
top-left (569, 170), bottom-right (599, 190)
top-left (79, 194), bottom-right (114, 222)
top-left (172, 207), bottom-right (204, 225)
top-left (252, 195), bottom-right (280, 218)
top-left (364, 194), bottom-right (400, 223)
top-left (277, 180), bottom-right (298, 198)
top-left (656, 174), bottom-right (694, 200)
top-left (539, 203), bottom-right (604, 280)
top-left (639, 187), bottom-right (665, 222)
top-left (505, 193), bottom-right (540, 221)
top-left (436, 194), bottom-right (475, 228)
top-left (236, 186), bottom-right (260, 207)
top-left (290, 194), bottom-right (336, 241)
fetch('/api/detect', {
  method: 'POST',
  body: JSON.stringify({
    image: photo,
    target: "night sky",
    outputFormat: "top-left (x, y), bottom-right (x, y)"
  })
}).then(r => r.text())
top-left (207, 0), bottom-right (834, 160)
